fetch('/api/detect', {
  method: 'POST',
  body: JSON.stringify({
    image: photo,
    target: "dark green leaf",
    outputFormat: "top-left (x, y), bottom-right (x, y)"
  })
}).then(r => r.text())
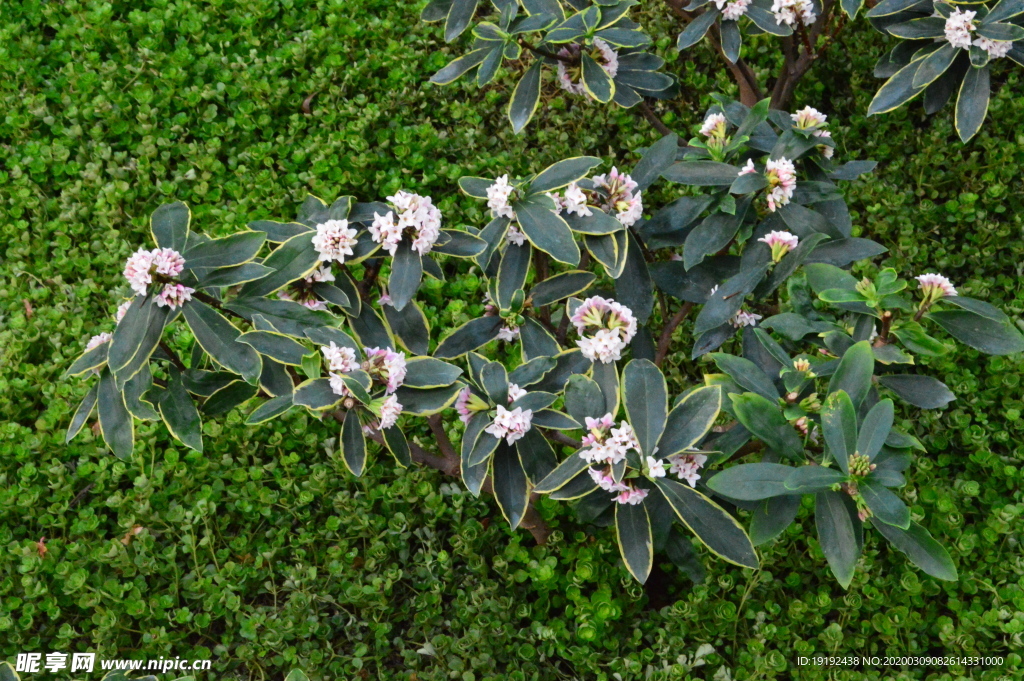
top-left (66, 384), bottom-right (98, 443)
top-left (815, 491), bottom-right (861, 588)
top-left (878, 374), bottom-right (955, 409)
top-left (237, 331), bottom-right (308, 366)
top-left (657, 385), bottom-right (721, 456)
top-left (861, 481), bottom-right (910, 528)
top-left (492, 442), bottom-right (530, 529)
top-left (238, 232), bottom-right (321, 297)
top-left (341, 409), bottom-right (367, 476)
top-left (513, 195), bottom-right (581, 265)
top-left (663, 161), bottom-right (740, 186)
top-left (873, 520), bottom-right (958, 581)
top-left (435, 317), bottom-right (503, 358)
top-left (858, 399), bottom-right (894, 461)
top-left (730, 392), bottom-right (803, 459)
top-left (246, 394), bottom-right (295, 424)
top-left (184, 231), bottom-right (266, 270)
top-left (785, 465), bottom-right (845, 493)
top-left (705, 462), bottom-right (793, 500)
top-left (529, 156), bottom-right (602, 194)
top-left (710, 353), bottom-right (778, 402)
top-left (394, 384), bottom-right (464, 415)
top-left (749, 495), bottom-right (801, 545)
top-left (615, 231), bottom-right (654, 323)
top-left (821, 390), bottom-right (857, 474)
top-left (927, 309), bottom-right (1024, 355)
top-left (615, 500), bottom-right (654, 583)
top-left (293, 379), bottom-right (341, 410)
top-left (827, 341), bottom-right (874, 406)
top-left (676, 7), bottom-right (719, 49)
top-left (622, 359), bottom-right (667, 457)
top-left (183, 301), bottom-right (262, 383)
top-left (161, 370), bottom-right (203, 452)
top-left (151, 201), bottom-right (190, 251)
top-left (655, 477), bottom-right (758, 568)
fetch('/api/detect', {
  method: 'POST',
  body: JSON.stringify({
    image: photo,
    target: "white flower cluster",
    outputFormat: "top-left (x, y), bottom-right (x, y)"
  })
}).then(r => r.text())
top-left (765, 157), bottom-right (797, 212)
top-left (772, 0), bottom-right (816, 27)
top-left (942, 9), bottom-right (1014, 57)
top-left (944, 8), bottom-right (977, 50)
top-left (668, 452), bottom-right (708, 487)
top-left (485, 405), bottom-right (533, 444)
top-left (548, 182), bottom-right (592, 217)
top-left (557, 39), bottom-right (619, 95)
top-left (710, 285), bottom-right (763, 328)
top-left (571, 296), bottom-right (638, 363)
top-left (578, 414), bottom-right (641, 465)
top-left (362, 346), bottom-right (407, 394)
top-left (324, 342), bottom-right (360, 396)
top-left (505, 225), bottom-right (527, 246)
top-left (715, 0), bottom-right (752, 21)
top-left (791, 106), bottom-right (833, 158)
top-left (497, 324), bottom-right (520, 342)
top-left (370, 190), bottom-right (442, 256)
top-left (487, 175), bottom-right (516, 220)
top-left (85, 331), bottom-right (113, 352)
top-left (592, 167), bottom-right (643, 227)
top-left (312, 219), bottom-right (358, 264)
top-left (507, 383), bottom-right (527, 403)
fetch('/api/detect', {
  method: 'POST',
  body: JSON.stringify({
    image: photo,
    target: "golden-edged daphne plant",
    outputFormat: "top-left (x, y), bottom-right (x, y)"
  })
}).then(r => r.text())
top-left (66, 99), bottom-right (1023, 586)
top-left (422, 0), bottom-right (1024, 140)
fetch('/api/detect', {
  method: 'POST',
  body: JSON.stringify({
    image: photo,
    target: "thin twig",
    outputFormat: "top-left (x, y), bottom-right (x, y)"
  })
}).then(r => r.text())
top-left (159, 341), bottom-right (187, 371)
top-left (655, 302), bottom-right (694, 366)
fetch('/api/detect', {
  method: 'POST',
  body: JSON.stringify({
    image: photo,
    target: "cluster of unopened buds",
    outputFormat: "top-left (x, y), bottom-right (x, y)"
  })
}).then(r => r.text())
top-left (758, 230), bottom-right (800, 263)
top-left (570, 296), bottom-right (638, 363)
top-left (556, 39), bottom-right (618, 95)
top-left (370, 190), bottom-right (442, 256)
top-left (122, 247), bottom-right (194, 310)
top-left (943, 8), bottom-right (1014, 58)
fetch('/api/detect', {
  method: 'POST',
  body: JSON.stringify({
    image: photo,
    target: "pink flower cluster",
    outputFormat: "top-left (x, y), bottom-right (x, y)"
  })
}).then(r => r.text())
top-left (85, 332), bottom-right (112, 352)
top-left (587, 467), bottom-right (649, 505)
top-left (915, 273), bottom-right (957, 302)
top-left (571, 296), bottom-right (638, 364)
top-left (592, 167), bottom-right (643, 227)
top-left (557, 39), bottom-right (618, 95)
top-left (497, 324), bottom-right (520, 342)
top-left (311, 219), bottom-right (358, 264)
top-left (378, 394), bottom-right (402, 430)
top-left (765, 158), bottom-right (796, 212)
top-left (123, 247), bottom-right (186, 295)
top-left (668, 452), bottom-right (707, 487)
top-left (485, 405), bottom-right (533, 444)
top-left (578, 414), bottom-right (641, 464)
top-left (370, 190), bottom-right (442, 256)
top-left (155, 283), bottom-right (195, 310)
top-left (362, 346), bottom-right (407, 394)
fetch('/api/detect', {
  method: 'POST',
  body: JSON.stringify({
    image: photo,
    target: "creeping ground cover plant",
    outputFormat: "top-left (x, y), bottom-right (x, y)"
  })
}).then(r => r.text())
top-left (65, 97), bottom-right (1024, 587)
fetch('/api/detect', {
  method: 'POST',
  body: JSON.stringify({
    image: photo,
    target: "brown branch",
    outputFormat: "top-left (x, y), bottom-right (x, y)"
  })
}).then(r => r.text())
top-left (664, 0), bottom-right (763, 106)
top-left (358, 259), bottom-right (382, 300)
top-left (547, 431), bottom-right (582, 449)
top-left (159, 341), bottom-right (186, 371)
top-left (638, 101), bottom-right (676, 138)
top-left (192, 290), bottom-right (248, 322)
top-left (518, 38), bottom-right (571, 63)
top-left (655, 302), bottom-right (694, 366)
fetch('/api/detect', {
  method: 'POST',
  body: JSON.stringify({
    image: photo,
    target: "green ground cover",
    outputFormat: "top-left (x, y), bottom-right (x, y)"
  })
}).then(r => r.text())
top-left (1, 0), bottom-right (1023, 679)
